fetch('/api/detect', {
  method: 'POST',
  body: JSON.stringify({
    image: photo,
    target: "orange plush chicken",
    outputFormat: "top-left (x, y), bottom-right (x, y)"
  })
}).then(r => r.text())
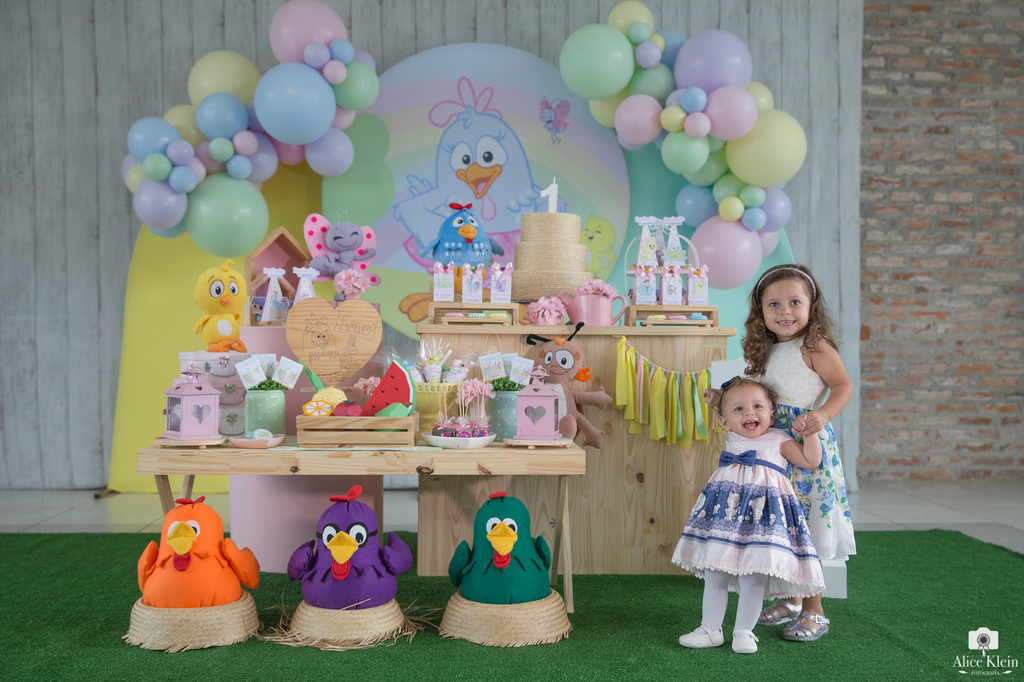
top-left (137, 497), bottom-right (260, 608)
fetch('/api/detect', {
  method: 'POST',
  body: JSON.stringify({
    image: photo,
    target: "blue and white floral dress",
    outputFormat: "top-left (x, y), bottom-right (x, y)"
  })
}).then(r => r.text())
top-left (762, 339), bottom-right (856, 562)
top-left (672, 429), bottom-right (825, 599)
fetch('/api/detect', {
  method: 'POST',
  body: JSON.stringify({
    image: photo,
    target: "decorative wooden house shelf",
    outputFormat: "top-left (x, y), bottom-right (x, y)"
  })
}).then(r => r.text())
top-left (244, 226), bottom-right (311, 326)
top-left (296, 415), bottom-right (418, 448)
top-left (428, 302), bottom-right (521, 325)
top-left (624, 305), bottom-right (719, 328)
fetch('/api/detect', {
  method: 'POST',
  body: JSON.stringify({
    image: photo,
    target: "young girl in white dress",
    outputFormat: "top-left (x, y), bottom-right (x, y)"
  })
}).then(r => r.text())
top-left (673, 377), bottom-right (824, 654)
top-left (741, 264), bottom-right (856, 641)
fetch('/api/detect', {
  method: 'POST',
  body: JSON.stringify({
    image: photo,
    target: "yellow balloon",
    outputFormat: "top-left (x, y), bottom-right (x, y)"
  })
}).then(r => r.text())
top-left (163, 104), bottom-right (206, 147)
top-left (747, 81), bottom-right (774, 110)
top-left (589, 88), bottom-right (629, 128)
top-left (607, 1), bottom-right (654, 33)
top-left (660, 105), bottom-right (686, 133)
top-left (187, 50), bottom-right (261, 105)
top-left (718, 196), bottom-right (744, 222)
top-left (725, 109), bottom-right (807, 187)
top-left (649, 33), bottom-right (666, 51)
top-left (125, 163), bottom-right (146, 193)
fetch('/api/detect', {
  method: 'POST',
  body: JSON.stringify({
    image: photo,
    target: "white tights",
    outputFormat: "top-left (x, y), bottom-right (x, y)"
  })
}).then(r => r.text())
top-left (701, 570), bottom-right (768, 631)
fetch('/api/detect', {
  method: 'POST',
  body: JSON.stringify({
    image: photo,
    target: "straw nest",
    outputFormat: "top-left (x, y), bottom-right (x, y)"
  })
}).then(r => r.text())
top-left (439, 589), bottom-right (572, 647)
top-left (123, 591), bottom-right (259, 652)
top-left (259, 599), bottom-right (424, 651)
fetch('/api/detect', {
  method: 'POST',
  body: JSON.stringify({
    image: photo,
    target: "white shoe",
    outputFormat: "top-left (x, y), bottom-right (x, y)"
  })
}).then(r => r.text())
top-left (679, 624), bottom-right (725, 648)
top-left (732, 628), bottom-right (759, 654)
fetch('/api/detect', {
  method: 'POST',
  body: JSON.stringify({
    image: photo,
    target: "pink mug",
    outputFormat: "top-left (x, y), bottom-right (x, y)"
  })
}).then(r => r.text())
top-left (576, 293), bottom-right (626, 327)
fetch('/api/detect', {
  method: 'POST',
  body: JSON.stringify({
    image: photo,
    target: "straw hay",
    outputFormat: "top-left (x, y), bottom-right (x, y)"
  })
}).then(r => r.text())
top-left (439, 589), bottom-right (572, 647)
top-left (259, 599), bottom-right (428, 651)
top-left (123, 591), bottom-right (259, 652)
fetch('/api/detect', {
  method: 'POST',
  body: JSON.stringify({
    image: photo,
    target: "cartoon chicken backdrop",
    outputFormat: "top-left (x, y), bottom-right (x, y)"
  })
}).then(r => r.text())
top-left (287, 485), bottom-right (413, 610)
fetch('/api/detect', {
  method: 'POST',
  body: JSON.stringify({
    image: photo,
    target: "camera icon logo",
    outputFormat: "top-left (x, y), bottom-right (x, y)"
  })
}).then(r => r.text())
top-left (968, 627), bottom-right (998, 655)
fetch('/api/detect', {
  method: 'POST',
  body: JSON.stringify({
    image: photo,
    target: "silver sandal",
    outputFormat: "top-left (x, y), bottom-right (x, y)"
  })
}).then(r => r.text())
top-left (757, 599), bottom-right (801, 626)
top-left (782, 611), bottom-right (830, 642)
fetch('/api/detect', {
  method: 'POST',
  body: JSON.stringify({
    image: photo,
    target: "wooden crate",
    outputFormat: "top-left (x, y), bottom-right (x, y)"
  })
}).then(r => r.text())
top-left (428, 302), bottom-right (521, 325)
top-left (624, 305), bottom-right (718, 328)
top-left (296, 415), bottom-right (418, 447)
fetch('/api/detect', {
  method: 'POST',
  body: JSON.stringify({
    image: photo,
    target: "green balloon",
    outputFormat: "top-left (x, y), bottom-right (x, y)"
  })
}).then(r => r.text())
top-left (628, 63), bottom-right (674, 101)
top-left (185, 174), bottom-right (269, 257)
top-left (682, 148), bottom-right (729, 186)
top-left (707, 136), bottom-right (725, 153)
top-left (332, 61), bottom-right (380, 111)
top-left (660, 132), bottom-right (709, 176)
top-left (142, 153), bottom-right (172, 181)
top-left (712, 174), bottom-right (744, 203)
top-left (739, 184), bottom-right (766, 207)
top-left (559, 24), bottom-right (635, 100)
top-left (208, 137), bottom-right (234, 163)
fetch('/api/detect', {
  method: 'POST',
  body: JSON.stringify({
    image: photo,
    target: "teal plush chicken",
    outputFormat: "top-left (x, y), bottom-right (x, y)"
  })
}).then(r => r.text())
top-left (448, 492), bottom-right (551, 604)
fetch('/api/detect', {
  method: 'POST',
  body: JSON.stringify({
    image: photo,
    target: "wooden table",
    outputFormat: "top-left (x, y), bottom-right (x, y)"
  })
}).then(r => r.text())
top-left (137, 439), bottom-right (586, 611)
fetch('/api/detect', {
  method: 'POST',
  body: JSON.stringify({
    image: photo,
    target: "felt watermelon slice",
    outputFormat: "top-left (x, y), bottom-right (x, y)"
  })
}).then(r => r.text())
top-left (361, 362), bottom-right (416, 416)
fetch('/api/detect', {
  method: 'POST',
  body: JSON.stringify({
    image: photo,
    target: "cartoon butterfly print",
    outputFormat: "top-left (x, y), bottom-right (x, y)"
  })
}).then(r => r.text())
top-left (539, 98), bottom-right (570, 144)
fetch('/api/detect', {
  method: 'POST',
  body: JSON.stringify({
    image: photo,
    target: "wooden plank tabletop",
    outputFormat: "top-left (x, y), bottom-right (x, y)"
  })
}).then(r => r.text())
top-left (137, 438), bottom-right (586, 477)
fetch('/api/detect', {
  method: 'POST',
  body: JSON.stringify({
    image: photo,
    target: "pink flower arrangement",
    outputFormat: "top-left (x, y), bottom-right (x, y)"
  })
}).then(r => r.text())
top-left (576, 279), bottom-right (619, 298)
top-left (456, 378), bottom-right (495, 406)
top-left (334, 268), bottom-right (372, 296)
top-left (525, 296), bottom-right (567, 325)
top-left (353, 376), bottom-right (380, 396)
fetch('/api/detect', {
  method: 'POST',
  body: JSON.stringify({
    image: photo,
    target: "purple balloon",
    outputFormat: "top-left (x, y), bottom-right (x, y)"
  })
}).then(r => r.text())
top-left (304, 127), bottom-right (354, 177)
top-left (352, 49), bottom-right (376, 72)
top-left (760, 186), bottom-right (792, 233)
top-left (246, 102), bottom-right (266, 134)
top-left (247, 132), bottom-right (279, 183)
top-left (132, 179), bottom-right (187, 229)
top-left (165, 139), bottom-right (195, 166)
top-left (635, 41), bottom-right (662, 69)
top-left (121, 153), bottom-right (136, 180)
top-left (674, 29), bottom-right (752, 93)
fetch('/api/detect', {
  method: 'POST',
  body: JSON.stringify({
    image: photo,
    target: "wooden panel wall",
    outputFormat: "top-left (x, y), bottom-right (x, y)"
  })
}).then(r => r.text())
top-left (0, 0), bottom-right (863, 489)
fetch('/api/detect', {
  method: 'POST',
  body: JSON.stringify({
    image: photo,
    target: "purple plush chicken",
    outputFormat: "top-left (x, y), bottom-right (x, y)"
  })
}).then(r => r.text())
top-left (287, 485), bottom-right (413, 610)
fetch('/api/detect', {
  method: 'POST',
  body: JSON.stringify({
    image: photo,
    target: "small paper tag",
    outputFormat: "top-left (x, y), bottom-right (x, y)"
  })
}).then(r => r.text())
top-left (272, 356), bottom-right (304, 389)
top-left (235, 356), bottom-right (268, 390)
top-left (254, 353), bottom-right (278, 378)
top-left (479, 352), bottom-right (506, 381)
top-left (509, 356), bottom-right (535, 386)
top-left (502, 353), bottom-right (519, 377)
top-left (433, 262), bottom-right (455, 302)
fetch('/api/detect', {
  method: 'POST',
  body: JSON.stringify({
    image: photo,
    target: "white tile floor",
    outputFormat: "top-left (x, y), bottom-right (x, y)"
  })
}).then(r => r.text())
top-left (1, 480), bottom-right (1022, 555)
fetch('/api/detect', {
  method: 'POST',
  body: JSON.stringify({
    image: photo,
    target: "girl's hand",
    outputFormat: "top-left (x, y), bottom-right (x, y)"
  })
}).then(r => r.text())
top-left (703, 388), bottom-right (721, 405)
top-left (794, 410), bottom-right (826, 435)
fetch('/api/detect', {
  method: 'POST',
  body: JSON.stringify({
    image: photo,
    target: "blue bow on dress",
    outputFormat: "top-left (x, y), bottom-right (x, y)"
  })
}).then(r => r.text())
top-left (719, 450), bottom-right (757, 467)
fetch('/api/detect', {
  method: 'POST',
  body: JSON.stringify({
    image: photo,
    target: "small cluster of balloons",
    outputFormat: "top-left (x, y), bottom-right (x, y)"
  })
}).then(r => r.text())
top-left (120, 0), bottom-right (379, 258)
top-left (559, 1), bottom-right (806, 289)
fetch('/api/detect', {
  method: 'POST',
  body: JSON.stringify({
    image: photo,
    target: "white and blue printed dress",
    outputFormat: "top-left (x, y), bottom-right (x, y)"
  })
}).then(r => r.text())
top-left (672, 429), bottom-right (825, 598)
top-left (762, 339), bottom-right (857, 563)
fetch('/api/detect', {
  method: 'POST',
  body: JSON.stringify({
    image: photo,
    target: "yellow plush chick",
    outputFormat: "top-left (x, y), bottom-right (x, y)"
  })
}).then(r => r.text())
top-left (194, 260), bottom-right (247, 352)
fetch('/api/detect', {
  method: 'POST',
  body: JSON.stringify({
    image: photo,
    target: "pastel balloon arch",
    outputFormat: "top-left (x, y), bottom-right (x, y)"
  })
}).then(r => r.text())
top-left (558, 0), bottom-right (805, 289)
top-left (121, 0), bottom-right (381, 259)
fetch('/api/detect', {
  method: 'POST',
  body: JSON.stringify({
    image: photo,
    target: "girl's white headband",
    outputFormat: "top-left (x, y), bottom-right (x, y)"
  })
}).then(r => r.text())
top-left (755, 267), bottom-right (817, 300)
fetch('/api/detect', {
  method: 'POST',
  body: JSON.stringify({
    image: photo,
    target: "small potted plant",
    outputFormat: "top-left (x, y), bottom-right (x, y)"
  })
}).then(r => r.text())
top-left (488, 376), bottom-right (526, 441)
top-left (244, 378), bottom-right (289, 435)
top-left (333, 268), bottom-right (372, 302)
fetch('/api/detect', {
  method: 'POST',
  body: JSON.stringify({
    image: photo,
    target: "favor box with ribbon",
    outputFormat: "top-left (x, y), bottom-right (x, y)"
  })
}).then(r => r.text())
top-left (490, 263), bottom-right (513, 304)
top-left (433, 262), bottom-right (455, 302)
top-left (461, 265), bottom-right (485, 303)
top-left (634, 266), bottom-right (658, 305)
top-left (661, 266), bottom-right (685, 306)
top-left (686, 266), bottom-right (709, 306)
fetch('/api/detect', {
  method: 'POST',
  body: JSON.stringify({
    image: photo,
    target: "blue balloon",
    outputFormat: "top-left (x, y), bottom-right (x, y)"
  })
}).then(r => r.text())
top-left (168, 165), bottom-right (198, 193)
top-left (741, 207), bottom-right (768, 231)
top-left (675, 184), bottom-right (718, 227)
top-left (253, 63), bottom-right (336, 146)
top-left (329, 39), bottom-right (355, 64)
top-left (196, 93), bottom-right (249, 140)
top-left (127, 117), bottom-right (179, 161)
top-left (656, 29), bottom-right (686, 69)
top-left (226, 155), bottom-right (253, 180)
top-left (680, 87), bottom-right (707, 113)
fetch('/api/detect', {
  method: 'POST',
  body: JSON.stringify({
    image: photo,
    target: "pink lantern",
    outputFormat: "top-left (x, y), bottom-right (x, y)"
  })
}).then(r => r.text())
top-left (514, 372), bottom-right (561, 440)
top-left (163, 366), bottom-right (221, 440)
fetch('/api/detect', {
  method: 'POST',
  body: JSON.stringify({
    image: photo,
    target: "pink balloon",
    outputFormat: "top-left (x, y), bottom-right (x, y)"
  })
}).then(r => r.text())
top-left (684, 111), bottom-right (711, 138)
top-left (195, 141), bottom-right (226, 174)
top-left (272, 138), bottom-right (306, 165)
top-left (704, 85), bottom-right (758, 140)
top-left (269, 0), bottom-right (348, 64)
top-left (332, 106), bottom-right (357, 130)
top-left (758, 229), bottom-right (780, 257)
top-left (614, 94), bottom-right (663, 146)
top-left (322, 59), bottom-right (347, 85)
top-left (691, 216), bottom-right (762, 289)
top-left (232, 131), bottom-right (259, 156)
top-left (186, 157), bottom-right (207, 185)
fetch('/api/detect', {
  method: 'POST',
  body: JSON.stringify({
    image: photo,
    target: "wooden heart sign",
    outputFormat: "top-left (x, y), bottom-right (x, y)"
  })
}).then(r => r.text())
top-left (284, 298), bottom-right (383, 386)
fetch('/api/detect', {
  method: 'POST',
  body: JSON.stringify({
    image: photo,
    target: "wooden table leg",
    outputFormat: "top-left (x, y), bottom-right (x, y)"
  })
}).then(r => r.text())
top-left (549, 475), bottom-right (573, 613)
top-left (154, 475), bottom-right (175, 514)
top-left (179, 474), bottom-right (195, 502)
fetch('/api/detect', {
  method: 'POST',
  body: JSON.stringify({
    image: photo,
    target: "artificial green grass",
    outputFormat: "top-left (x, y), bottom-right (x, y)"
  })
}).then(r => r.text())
top-left (1, 530), bottom-right (1021, 681)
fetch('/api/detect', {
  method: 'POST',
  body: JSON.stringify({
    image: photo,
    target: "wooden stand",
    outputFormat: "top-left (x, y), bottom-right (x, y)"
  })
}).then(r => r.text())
top-left (624, 305), bottom-right (719, 328)
top-left (502, 438), bottom-right (574, 449)
top-left (296, 415), bottom-right (418, 447)
top-left (428, 302), bottom-right (521, 325)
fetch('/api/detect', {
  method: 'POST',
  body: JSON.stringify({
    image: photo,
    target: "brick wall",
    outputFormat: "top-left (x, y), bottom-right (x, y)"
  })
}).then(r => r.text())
top-left (859, 1), bottom-right (1023, 480)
